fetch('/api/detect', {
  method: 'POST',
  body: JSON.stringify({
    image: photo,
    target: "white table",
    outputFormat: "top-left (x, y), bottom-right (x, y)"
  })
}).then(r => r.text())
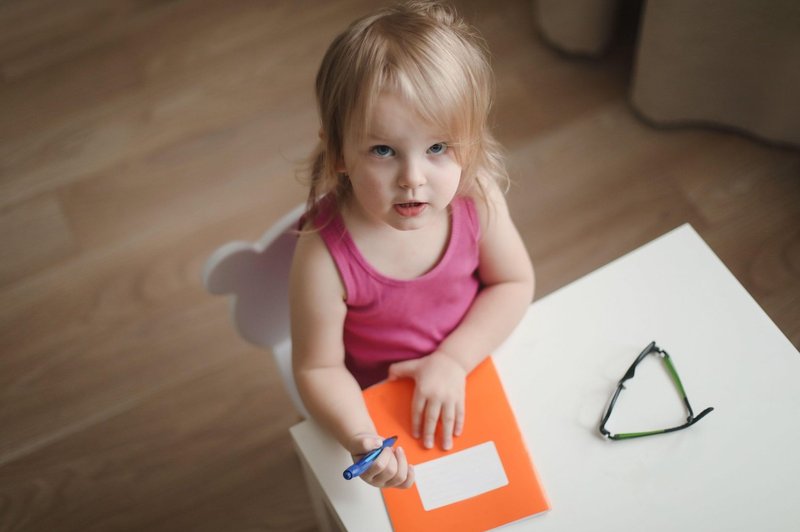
top-left (290, 224), bottom-right (800, 531)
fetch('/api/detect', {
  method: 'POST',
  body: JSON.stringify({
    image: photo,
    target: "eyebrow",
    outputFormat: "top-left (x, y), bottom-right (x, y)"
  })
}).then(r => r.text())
top-left (364, 132), bottom-right (448, 144)
top-left (364, 129), bottom-right (397, 140)
top-left (365, 134), bottom-right (390, 143)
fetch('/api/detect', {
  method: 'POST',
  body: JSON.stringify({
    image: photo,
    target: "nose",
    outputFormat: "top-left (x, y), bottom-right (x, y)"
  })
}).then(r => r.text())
top-left (397, 158), bottom-right (426, 189)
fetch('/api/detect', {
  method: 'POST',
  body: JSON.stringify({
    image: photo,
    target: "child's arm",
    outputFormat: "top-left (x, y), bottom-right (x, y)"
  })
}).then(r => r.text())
top-left (290, 229), bottom-right (414, 489)
top-left (388, 181), bottom-right (535, 450)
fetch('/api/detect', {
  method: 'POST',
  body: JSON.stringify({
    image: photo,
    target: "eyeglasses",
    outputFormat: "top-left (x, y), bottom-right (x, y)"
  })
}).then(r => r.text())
top-left (599, 341), bottom-right (714, 440)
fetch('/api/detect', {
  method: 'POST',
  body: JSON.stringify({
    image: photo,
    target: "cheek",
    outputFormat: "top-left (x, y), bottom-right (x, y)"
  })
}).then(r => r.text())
top-left (353, 169), bottom-right (390, 196)
top-left (357, 180), bottom-right (385, 203)
top-left (439, 160), bottom-right (463, 191)
top-left (350, 172), bottom-right (393, 210)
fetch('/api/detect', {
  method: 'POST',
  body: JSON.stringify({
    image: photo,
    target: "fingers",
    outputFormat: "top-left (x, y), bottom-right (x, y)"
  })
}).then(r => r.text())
top-left (414, 393), bottom-right (466, 451)
top-left (440, 402), bottom-right (456, 451)
top-left (402, 351), bottom-right (467, 450)
top-left (413, 397), bottom-right (467, 450)
top-left (361, 447), bottom-right (414, 489)
top-left (427, 398), bottom-right (465, 450)
top-left (422, 401), bottom-right (441, 449)
top-left (454, 400), bottom-right (465, 437)
top-left (396, 448), bottom-right (416, 488)
top-left (411, 393), bottom-right (426, 439)
top-left (352, 434), bottom-right (384, 455)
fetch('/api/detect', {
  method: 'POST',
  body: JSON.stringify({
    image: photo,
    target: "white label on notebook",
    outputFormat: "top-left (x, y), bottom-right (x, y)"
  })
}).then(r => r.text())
top-left (414, 441), bottom-right (509, 511)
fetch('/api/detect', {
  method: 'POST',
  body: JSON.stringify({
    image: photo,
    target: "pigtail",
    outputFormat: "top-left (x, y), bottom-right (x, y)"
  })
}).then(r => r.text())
top-left (298, 142), bottom-right (348, 232)
top-left (304, 149), bottom-right (326, 224)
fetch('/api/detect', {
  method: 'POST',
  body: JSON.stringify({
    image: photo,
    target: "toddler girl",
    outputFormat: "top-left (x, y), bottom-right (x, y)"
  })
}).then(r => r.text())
top-left (290, 1), bottom-right (534, 489)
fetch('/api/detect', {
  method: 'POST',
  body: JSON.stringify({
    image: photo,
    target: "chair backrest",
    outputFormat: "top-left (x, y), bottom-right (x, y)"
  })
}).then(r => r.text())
top-left (202, 203), bottom-right (309, 417)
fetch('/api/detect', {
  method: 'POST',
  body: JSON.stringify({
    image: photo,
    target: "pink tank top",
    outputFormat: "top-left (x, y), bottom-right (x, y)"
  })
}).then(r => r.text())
top-left (315, 196), bottom-right (481, 389)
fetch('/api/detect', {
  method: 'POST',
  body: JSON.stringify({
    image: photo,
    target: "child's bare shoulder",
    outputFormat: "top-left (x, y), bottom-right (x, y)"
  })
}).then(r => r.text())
top-left (470, 176), bottom-right (512, 235)
top-left (291, 228), bottom-right (345, 301)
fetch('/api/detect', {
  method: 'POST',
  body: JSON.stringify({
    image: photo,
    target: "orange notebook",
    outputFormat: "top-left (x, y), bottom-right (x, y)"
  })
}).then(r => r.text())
top-left (363, 357), bottom-right (550, 531)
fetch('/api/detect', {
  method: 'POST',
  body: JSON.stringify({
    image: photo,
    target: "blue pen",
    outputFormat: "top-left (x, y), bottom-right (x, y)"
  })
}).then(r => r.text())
top-left (343, 435), bottom-right (398, 480)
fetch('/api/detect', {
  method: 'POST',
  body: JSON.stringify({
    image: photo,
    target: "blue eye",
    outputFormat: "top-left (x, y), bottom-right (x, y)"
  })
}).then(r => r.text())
top-left (371, 145), bottom-right (395, 157)
top-left (428, 143), bottom-right (447, 155)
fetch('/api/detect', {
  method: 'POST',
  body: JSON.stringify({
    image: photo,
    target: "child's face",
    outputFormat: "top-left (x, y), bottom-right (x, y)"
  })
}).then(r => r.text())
top-left (340, 91), bottom-right (462, 232)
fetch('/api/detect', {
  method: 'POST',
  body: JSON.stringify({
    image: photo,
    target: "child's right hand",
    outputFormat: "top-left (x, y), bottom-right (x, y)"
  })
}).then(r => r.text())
top-left (348, 434), bottom-right (415, 489)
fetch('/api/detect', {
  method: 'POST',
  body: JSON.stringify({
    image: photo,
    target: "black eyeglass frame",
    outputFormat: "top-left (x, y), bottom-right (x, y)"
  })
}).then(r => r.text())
top-left (599, 341), bottom-right (714, 440)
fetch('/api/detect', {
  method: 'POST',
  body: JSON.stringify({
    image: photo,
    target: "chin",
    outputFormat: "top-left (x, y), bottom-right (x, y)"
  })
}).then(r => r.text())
top-left (387, 217), bottom-right (427, 231)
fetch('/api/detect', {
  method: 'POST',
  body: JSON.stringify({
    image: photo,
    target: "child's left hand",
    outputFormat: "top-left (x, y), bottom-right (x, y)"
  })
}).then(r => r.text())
top-left (388, 352), bottom-right (466, 451)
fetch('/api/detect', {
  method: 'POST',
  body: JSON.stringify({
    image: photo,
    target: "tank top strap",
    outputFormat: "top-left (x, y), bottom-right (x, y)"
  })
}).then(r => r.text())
top-left (312, 197), bottom-right (365, 304)
top-left (453, 195), bottom-right (481, 243)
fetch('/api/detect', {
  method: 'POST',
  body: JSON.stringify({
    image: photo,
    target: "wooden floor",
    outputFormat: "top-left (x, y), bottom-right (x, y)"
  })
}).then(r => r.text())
top-left (1, 1), bottom-right (798, 530)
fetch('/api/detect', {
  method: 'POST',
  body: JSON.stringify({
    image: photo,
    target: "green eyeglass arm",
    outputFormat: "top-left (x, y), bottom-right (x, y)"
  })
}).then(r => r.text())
top-left (609, 429), bottom-right (668, 440)
top-left (661, 352), bottom-right (688, 399)
top-left (603, 407), bottom-right (715, 440)
top-left (599, 343), bottom-right (715, 441)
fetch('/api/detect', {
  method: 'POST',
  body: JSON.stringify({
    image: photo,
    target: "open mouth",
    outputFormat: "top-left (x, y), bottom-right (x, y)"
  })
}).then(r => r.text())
top-left (394, 202), bottom-right (427, 217)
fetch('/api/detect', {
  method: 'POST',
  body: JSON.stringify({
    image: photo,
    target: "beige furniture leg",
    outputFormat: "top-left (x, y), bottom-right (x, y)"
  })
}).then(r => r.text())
top-left (295, 448), bottom-right (344, 532)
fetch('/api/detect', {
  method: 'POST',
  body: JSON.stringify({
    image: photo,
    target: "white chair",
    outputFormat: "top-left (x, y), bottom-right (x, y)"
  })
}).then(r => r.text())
top-left (202, 203), bottom-right (309, 418)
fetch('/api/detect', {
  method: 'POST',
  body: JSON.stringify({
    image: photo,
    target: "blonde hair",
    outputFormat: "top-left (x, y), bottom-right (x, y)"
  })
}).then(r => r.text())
top-left (305, 0), bottom-right (508, 222)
